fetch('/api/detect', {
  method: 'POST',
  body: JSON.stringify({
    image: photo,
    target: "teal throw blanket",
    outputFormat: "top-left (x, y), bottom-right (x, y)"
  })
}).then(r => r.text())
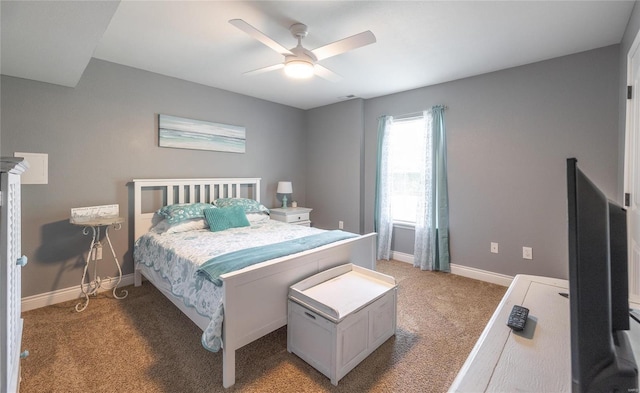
top-left (197, 230), bottom-right (358, 286)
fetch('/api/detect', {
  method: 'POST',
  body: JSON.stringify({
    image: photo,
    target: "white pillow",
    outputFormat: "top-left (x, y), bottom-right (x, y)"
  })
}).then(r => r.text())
top-left (246, 212), bottom-right (270, 224)
top-left (152, 217), bottom-right (209, 234)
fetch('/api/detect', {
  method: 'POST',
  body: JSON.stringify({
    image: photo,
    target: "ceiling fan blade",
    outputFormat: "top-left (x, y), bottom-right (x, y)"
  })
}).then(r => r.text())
top-left (243, 63), bottom-right (284, 76)
top-left (312, 30), bottom-right (376, 61)
top-left (229, 19), bottom-right (293, 55)
top-left (314, 64), bottom-right (342, 82)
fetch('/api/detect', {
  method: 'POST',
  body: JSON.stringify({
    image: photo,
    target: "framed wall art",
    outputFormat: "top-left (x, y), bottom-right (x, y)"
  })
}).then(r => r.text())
top-left (158, 114), bottom-right (246, 153)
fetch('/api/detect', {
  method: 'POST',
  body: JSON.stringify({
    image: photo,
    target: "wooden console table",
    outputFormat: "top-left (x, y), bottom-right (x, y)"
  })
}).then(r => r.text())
top-left (449, 274), bottom-right (640, 392)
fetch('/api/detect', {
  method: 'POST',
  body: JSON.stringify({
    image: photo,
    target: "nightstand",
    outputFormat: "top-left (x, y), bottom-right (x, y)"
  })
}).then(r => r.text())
top-left (70, 216), bottom-right (128, 312)
top-left (270, 207), bottom-right (312, 226)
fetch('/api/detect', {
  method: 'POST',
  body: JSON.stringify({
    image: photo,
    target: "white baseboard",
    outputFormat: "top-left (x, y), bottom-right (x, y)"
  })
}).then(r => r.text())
top-left (390, 251), bottom-right (513, 287)
top-left (21, 274), bottom-right (135, 312)
top-left (449, 263), bottom-right (513, 287)
top-left (390, 251), bottom-right (414, 264)
top-left (22, 254), bottom-right (513, 311)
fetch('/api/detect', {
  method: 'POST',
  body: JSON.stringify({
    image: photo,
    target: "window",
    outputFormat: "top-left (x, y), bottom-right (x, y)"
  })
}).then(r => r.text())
top-left (375, 106), bottom-right (449, 270)
top-left (386, 116), bottom-right (429, 224)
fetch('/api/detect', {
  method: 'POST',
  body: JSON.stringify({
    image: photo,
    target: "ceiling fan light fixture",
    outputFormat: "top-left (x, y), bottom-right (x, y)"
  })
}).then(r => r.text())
top-left (284, 60), bottom-right (314, 79)
top-left (230, 19), bottom-right (375, 82)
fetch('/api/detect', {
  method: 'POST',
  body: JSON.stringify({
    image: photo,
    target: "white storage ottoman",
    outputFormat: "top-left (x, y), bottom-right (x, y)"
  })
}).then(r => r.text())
top-left (287, 264), bottom-right (397, 385)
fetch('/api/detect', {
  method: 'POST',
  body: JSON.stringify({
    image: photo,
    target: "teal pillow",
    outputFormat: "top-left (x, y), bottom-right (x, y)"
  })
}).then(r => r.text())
top-left (214, 198), bottom-right (269, 214)
top-left (204, 206), bottom-right (250, 232)
top-left (157, 203), bottom-right (213, 225)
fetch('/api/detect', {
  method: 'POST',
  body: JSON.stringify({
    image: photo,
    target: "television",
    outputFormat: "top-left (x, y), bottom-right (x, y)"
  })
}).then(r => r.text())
top-left (566, 157), bottom-right (638, 392)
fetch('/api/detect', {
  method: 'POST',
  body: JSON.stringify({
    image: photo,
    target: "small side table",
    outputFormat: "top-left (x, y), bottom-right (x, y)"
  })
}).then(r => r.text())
top-left (270, 207), bottom-right (312, 226)
top-left (71, 217), bottom-right (128, 312)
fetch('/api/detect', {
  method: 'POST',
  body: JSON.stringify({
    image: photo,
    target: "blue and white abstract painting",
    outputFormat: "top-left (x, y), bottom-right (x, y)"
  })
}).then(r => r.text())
top-left (159, 114), bottom-right (246, 153)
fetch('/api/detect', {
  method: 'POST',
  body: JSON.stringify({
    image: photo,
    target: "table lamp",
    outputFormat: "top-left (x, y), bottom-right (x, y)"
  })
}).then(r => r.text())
top-left (277, 181), bottom-right (293, 208)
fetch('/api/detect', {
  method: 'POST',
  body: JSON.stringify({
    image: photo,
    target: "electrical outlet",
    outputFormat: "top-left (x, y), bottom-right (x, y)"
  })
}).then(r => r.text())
top-left (523, 247), bottom-right (533, 260)
top-left (338, 221), bottom-right (344, 229)
top-left (490, 242), bottom-right (499, 254)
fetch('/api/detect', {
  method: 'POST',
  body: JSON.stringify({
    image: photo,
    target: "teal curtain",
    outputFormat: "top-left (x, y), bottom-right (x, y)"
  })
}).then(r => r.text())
top-left (431, 105), bottom-right (451, 272)
top-left (414, 105), bottom-right (450, 271)
top-left (433, 105), bottom-right (450, 271)
top-left (374, 115), bottom-right (393, 260)
top-left (375, 107), bottom-right (449, 270)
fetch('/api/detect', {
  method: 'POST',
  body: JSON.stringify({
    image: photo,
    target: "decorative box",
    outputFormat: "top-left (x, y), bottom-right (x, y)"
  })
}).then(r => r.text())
top-left (287, 264), bottom-right (397, 385)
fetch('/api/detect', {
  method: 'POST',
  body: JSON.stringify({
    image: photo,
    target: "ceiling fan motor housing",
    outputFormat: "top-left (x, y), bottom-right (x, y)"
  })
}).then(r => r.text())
top-left (289, 23), bottom-right (309, 39)
top-left (284, 47), bottom-right (315, 78)
top-left (286, 46), bottom-right (317, 64)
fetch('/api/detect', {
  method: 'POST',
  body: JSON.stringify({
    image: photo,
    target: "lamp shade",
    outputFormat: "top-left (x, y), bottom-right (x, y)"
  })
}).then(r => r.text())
top-left (277, 181), bottom-right (293, 194)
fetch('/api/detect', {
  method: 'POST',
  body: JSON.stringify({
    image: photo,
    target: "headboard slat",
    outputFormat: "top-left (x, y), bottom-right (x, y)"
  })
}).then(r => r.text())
top-left (167, 186), bottom-right (174, 206)
top-left (133, 178), bottom-right (262, 240)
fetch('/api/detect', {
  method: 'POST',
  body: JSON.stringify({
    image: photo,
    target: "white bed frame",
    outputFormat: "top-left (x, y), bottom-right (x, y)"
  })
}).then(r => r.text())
top-left (132, 178), bottom-right (377, 388)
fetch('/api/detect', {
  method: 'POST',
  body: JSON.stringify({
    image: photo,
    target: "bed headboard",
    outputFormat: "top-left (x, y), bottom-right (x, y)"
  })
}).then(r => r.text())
top-left (132, 178), bottom-right (261, 240)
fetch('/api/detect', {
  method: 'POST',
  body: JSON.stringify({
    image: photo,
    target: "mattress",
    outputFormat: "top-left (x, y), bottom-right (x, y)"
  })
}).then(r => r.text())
top-left (133, 219), bottom-right (325, 351)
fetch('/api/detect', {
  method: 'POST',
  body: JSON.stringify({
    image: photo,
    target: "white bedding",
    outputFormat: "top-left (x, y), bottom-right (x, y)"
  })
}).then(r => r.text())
top-left (133, 219), bottom-right (325, 351)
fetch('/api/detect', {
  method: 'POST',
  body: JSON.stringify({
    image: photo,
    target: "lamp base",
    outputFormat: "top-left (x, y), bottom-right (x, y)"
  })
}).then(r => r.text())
top-left (282, 195), bottom-right (288, 208)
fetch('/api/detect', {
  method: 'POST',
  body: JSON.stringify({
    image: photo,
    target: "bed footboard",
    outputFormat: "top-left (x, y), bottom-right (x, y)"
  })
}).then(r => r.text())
top-left (220, 232), bottom-right (376, 387)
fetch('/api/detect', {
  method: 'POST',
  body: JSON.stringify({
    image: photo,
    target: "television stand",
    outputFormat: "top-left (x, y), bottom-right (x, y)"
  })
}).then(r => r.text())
top-left (449, 274), bottom-right (640, 392)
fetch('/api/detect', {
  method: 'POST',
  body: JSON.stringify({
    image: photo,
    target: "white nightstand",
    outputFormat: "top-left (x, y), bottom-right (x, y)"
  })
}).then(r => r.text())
top-left (270, 207), bottom-right (312, 226)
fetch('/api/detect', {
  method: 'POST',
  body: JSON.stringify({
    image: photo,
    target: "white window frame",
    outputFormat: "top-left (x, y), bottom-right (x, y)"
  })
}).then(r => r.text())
top-left (386, 114), bottom-right (428, 227)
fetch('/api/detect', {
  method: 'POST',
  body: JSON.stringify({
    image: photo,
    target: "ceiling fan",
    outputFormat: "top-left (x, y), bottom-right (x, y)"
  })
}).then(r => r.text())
top-left (229, 19), bottom-right (376, 81)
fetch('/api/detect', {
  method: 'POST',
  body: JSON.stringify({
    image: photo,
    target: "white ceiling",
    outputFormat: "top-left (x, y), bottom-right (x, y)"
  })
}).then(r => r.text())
top-left (1, 1), bottom-right (636, 110)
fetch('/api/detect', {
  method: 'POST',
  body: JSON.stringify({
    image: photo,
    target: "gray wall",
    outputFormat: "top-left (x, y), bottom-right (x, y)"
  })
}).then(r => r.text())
top-left (2, 40), bottom-right (629, 298)
top-left (2, 58), bottom-right (307, 297)
top-left (306, 99), bottom-right (364, 233)
top-left (361, 45), bottom-right (621, 280)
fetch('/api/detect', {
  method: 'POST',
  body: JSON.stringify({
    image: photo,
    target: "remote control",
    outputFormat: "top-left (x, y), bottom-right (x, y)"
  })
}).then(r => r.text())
top-left (507, 305), bottom-right (529, 331)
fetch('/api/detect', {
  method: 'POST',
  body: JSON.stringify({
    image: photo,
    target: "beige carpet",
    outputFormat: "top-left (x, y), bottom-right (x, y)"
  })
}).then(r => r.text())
top-left (19, 260), bottom-right (506, 392)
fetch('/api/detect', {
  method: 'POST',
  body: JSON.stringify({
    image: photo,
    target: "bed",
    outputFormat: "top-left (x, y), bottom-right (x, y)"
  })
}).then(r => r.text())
top-left (132, 178), bottom-right (377, 388)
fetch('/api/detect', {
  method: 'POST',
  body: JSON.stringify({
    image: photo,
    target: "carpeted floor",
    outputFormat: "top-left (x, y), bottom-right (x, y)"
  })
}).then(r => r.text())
top-left (19, 260), bottom-right (506, 392)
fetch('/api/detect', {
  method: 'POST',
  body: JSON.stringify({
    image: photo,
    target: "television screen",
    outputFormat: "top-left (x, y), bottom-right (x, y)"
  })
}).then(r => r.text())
top-left (566, 158), bottom-right (637, 392)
